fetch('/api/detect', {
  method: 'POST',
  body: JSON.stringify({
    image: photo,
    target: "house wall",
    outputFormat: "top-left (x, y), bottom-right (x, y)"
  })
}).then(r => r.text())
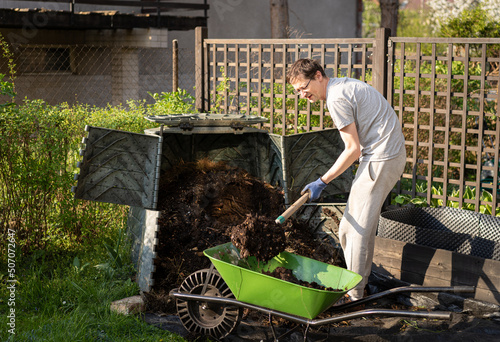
top-left (0, 0), bottom-right (361, 105)
top-left (171, 0), bottom-right (361, 49)
top-left (2, 0), bottom-right (361, 47)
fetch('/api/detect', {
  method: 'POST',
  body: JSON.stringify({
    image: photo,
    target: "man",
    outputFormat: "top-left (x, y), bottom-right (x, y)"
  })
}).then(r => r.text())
top-left (287, 59), bottom-right (406, 301)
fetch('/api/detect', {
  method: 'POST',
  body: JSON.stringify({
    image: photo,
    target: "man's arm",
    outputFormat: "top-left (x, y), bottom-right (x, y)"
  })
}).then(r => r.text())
top-left (321, 122), bottom-right (361, 184)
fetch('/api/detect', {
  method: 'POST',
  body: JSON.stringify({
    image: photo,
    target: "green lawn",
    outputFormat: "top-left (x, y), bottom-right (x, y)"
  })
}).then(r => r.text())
top-left (0, 232), bottom-right (186, 342)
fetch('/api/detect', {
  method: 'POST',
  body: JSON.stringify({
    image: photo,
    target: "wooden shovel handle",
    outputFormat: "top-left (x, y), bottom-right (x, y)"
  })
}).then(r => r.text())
top-left (275, 192), bottom-right (310, 224)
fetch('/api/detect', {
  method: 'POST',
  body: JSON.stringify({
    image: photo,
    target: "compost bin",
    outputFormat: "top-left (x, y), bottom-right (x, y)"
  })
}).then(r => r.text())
top-left (72, 114), bottom-right (352, 292)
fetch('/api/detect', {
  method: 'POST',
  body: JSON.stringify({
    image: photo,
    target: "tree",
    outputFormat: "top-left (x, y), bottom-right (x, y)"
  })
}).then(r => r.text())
top-left (270, 0), bottom-right (289, 38)
top-left (427, 0), bottom-right (500, 33)
top-left (362, 0), bottom-right (381, 38)
top-left (379, 0), bottom-right (399, 36)
top-left (439, 6), bottom-right (500, 38)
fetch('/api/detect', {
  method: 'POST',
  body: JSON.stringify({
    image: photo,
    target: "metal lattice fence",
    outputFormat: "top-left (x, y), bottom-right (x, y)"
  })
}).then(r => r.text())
top-left (0, 43), bottom-right (196, 107)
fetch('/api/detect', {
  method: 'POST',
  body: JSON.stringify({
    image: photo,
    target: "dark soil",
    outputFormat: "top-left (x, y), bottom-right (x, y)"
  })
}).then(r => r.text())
top-left (144, 159), bottom-right (344, 313)
top-left (230, 213), bottom-right (286, 260)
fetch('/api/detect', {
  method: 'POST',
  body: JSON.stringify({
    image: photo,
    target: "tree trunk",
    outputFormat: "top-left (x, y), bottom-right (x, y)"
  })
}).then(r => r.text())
top-left (379, 0), bottom-right (399, 36)
top-left (270, 0), bottom-right (289, 80)
top-left (270, 0), bottom-right (289, 38)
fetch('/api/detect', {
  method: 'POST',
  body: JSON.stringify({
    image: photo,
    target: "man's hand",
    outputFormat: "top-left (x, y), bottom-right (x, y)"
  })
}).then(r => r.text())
top-left (301, 177), bottom-right (327, 202)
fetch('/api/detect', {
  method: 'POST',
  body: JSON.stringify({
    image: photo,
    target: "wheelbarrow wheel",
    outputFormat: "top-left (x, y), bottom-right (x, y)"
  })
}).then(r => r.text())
top-left (176, 268), bottom-right (242, 339)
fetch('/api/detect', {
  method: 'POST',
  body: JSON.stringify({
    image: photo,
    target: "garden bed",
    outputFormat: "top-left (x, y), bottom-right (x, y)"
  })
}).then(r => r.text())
top-left (378, 206), bottom-right (500, 261)
top-left (375, 206), bottom-right (500, 305)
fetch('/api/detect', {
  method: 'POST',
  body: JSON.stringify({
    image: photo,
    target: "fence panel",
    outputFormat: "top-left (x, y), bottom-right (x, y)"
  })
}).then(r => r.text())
top-left (387, 37), bottom-right (500, 214)
top-left (204, 38), bottom-right (375, 135)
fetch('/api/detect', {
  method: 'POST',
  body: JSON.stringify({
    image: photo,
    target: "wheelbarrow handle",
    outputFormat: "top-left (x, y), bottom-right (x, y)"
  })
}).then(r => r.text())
top-left (275, 192), bottom-right (310, 224)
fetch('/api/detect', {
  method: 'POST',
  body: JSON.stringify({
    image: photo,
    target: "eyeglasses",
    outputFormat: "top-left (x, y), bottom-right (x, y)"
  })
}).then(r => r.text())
top-left (294, 79), bottom-right (312, 95)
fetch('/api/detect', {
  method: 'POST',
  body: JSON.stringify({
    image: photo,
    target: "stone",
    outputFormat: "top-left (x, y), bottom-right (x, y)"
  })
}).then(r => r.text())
top-left (110, 295), bottom-right (145, 315)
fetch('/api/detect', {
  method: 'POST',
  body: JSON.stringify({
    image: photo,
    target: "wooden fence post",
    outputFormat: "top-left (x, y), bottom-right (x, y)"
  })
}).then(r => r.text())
top-left (195, 26), bottom-right (208, 113)
top-left (172, 39), bottom-right (178, 92)
top-left (373, 27), bottom-right (390, 98)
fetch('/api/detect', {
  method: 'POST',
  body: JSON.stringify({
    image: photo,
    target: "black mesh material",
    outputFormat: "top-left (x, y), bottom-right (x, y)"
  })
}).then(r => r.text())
top-left (378, 207), bottom-right (500, 261)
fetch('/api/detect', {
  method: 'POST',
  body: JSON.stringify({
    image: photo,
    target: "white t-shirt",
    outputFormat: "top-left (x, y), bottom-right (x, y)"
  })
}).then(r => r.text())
top-left (326, 77), bottom-right (405, 162)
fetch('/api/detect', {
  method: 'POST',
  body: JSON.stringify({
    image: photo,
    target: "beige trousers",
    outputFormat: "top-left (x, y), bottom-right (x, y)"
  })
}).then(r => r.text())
top-left (339, 150), bottom-right (406, 300)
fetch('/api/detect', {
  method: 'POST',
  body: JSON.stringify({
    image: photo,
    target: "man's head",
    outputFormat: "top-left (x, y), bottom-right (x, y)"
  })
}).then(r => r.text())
top-left (286, 59), bottom-right (326, 84)
top-left (287, 59), bottom-right (328, 102)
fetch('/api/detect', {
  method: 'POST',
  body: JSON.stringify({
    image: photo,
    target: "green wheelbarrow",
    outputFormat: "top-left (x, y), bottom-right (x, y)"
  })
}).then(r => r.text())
top-left (170, 243), bottom-right (475, 341)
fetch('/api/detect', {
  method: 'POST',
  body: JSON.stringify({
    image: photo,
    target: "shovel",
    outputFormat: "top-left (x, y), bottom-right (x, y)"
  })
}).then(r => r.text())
top-left (275, 192), bottom-right (310, 224)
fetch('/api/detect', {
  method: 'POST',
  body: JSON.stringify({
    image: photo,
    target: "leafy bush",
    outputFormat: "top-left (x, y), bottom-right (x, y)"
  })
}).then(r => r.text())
top-left (394, 182), bottom-right (500, 216)
top-left (0, 85), bottom-right (196, 255)
top-left (147, 89), bottom-right (196, 116)
top-left (439, 6), bottom-right (500, 39)
top-left (0, 99), bottom-right (124, 253)
top-left (427, 0), bottom-right (500, 35)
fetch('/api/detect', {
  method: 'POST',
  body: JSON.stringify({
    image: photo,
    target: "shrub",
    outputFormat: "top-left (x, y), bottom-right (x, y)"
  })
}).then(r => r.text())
top-left (0, 89), bottom-right (195, 255)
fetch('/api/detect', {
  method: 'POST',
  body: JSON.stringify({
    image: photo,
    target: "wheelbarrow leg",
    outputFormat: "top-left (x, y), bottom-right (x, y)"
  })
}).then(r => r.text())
top-left (268, 312), bottom-right (278, 341)
top-left (268, 312), bottom-right (302, 342)
top-left (302, 323), bottom-right (333, 342)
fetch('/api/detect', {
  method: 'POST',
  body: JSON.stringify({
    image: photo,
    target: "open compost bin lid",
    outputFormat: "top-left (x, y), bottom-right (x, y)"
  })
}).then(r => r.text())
top-left (72, 126), bottom-right (163, 210)
top-left (145, 113), bottom-right (268, 130)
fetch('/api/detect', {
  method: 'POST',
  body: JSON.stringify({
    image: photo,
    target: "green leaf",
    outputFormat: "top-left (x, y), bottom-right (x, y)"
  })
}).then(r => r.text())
top-left (394, 195), bottom-right (406, 204)
top-left (73, 256), bottom-right (81, 269)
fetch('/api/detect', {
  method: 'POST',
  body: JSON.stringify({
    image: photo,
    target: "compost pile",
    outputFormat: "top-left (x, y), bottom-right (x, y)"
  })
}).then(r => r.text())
top-left (145, 159), bottom-right (343, 313)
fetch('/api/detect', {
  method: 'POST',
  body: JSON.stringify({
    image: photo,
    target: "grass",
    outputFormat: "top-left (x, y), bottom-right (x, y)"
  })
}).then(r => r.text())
top-left (0, 226), bottom-right (187, 342)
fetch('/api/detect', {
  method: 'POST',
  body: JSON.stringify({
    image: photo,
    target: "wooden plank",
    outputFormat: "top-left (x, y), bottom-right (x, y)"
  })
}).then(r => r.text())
top-left (494, 75), bottom-right (500, 208)
top-left (195, 27), bottom-right (207, 113)
top-left (234, 43), bottom-right (239, 113)
top-left (427, 43), bottom-right (436, 206)
top-left (246, 44), bottom-right (251, 116)
top-left (389, 37), bottom-right (500, 44)
top-left (443, 43), bottom-right (453, 205)
top-left (15, 0), bottom-right (209, 8)
top-left (77, 0), bottom-right (209, 10)
top-left (223, 43), bottom-right (228, 114)
top-left (375, 237), bottom-right (500, 276)
top-left (257, 44), bottom-right (263, 128)
top-left (476, 44), bottom-right (487, 210)
top-left (205, 38), bottom-right (383, 45)
top-left (373, 251), bottom-right (500, 287)
top-left (0, 9), bottom-right (206, 30)
top-left (374, 263), bottom-right (498, 304)
top-left (203, 38), bottom-right (209, 112)
top-left (373, 237), bottom-right (500, 305)
top-left (458, 44), bottom-right (469, 209)
top-left (411, 43), bottom-right (420, 198)
top-left (211, 43), bottom-right (217, 111)
top-left (270, 44), bottom-right (275, 133)
top-left (281, 43), bottom-right (287, 134)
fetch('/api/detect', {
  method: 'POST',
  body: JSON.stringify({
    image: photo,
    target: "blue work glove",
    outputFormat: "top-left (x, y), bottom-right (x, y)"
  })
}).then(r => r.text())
top-left (301, 177), bottom-right (327, 202)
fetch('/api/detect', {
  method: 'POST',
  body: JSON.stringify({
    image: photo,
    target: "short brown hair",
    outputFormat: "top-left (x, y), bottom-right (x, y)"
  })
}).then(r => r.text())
top-left (286, 59), bottom-right (326, 83)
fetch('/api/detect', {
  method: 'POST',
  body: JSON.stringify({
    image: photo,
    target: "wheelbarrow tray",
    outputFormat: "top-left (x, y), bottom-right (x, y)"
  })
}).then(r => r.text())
top-left (204, 243), bottom-right (362, 319)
